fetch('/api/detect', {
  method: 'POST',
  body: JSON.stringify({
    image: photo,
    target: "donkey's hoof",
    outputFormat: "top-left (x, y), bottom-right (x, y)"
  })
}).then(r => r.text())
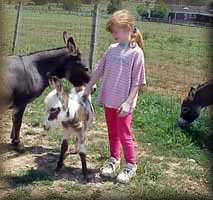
top-left (55, 167), bottom-right (61, 173)
top-left (83, 175), bottom-right (89, 183)
top-left (54, 168), bottom-right (61, 176)
top-left (55, 164), bottom-right (63, 173)
top-left (82, 174), bottom-right (90, 184)
top-left (11, 141), bottom-right (25, 153)
top-left (11, 139), bottom-right (20, 146)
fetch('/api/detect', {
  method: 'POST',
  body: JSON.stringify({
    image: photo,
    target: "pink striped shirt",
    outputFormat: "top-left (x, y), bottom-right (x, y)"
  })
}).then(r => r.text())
top-left (93, 42), bottom-right (146, 111)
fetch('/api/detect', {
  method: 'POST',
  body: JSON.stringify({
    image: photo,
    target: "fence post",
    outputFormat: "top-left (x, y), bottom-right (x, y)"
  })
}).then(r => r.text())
top-left (89, 2), bottom-right (99, 71)
top-left (12, 1), bottom-right (22, 54)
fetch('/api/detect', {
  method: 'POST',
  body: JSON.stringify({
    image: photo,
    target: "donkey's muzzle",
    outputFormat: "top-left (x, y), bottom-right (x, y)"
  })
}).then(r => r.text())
top-left (177, 117), bottom-right (189, 128)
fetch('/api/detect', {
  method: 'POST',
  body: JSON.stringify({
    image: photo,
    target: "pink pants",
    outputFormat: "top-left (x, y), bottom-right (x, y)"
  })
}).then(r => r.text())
top-left (104, 106), bottom-right (136, 164)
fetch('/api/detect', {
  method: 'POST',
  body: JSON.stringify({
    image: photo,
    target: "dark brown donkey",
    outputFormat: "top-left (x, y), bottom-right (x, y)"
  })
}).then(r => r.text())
top-left (0, 32), bottom-right (91, 150)
top-left (178, 81), bottom-right (213, 127)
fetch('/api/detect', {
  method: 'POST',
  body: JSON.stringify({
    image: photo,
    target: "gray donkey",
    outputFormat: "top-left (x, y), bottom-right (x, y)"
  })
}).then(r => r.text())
top-left (178, 81), bottom-right (213, 127)
top-left (0, 32), bottom-right (91, 149)
top-left (43, 77), bottom-right (94, 180)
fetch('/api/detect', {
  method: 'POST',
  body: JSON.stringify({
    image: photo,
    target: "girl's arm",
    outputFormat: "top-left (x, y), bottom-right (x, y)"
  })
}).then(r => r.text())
top-left (83, 47), bottom-right (110, 96)
top-left (118, 50), bottom-right (146, 116)
top-left (117, 85), bottom-right (143, 116)
top-left (126, 85), bottom-right (140, 104)
top-left (85, 72), bottom-right (100, 90)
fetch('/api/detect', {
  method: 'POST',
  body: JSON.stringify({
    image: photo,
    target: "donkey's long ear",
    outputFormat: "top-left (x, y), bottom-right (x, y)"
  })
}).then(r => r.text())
top-left (49, 76), bottom-right (64, 95)
top-left (188, 86), bottom-right (196, 101)
top-left (63, 31), bottom-right (68, 45)
top-left (67, 37), bottom-right (77, 56)
top-left (49, 76), bottom-right (69, 109)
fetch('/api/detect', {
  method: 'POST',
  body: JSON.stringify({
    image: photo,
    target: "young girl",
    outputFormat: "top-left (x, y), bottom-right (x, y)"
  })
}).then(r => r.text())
top-left (83, 9), bottom-right (146, 183)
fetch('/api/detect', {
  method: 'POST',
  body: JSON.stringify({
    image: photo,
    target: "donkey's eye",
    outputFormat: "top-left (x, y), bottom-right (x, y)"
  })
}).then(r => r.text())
top-left (48, 107), bottom-right (61, 121)
top-left (49, 107), bottom-right (60, 113)
top-left (182, 107), bottom-right (190, 113)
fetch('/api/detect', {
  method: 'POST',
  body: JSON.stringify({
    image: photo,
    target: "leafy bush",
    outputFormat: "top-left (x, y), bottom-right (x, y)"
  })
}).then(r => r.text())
top-left (32, 0), bottom-right (49, 5)
top-left (62, 0), bottom-right (82, 11)
top-left (107, 0), bottom-right (122, 14)
top-left (137, 4), bottom-right (150, 18)
top-left (151, 0), bottom-right (169, 18)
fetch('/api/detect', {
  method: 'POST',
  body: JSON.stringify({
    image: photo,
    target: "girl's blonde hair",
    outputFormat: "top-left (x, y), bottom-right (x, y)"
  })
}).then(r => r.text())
top-left (106, 9), bottom-right (144, 50)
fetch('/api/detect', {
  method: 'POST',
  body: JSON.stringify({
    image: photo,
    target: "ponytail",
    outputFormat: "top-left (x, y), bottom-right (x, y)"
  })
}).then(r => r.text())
top-left (130, 27), bottom-right (144, 51)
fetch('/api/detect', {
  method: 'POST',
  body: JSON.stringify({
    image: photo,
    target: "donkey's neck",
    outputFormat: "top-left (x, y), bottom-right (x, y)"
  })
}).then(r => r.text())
top-left (28, 47), bottom-right (67, 80)
top-left (195, 82), bottom-right (213, 108)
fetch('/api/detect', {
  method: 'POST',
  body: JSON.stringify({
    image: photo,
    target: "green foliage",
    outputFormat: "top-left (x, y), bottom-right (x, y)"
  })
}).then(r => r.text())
top-left (62, 0), bottom-right (82, 11)
top-left (137, 4), bottom-right (150, 18)
top-left (137, 0), bottom-right (169, 19)
top-left (151, 0), bottom-right (169, 18)
top-left (32, 0), bottom-right (49, 5)
top-left (133, 89), bottom-right (211, 165)
top-left (107, 0), bottom-right (122, 14)
top-left (163, 0), bottom-right (211, 6)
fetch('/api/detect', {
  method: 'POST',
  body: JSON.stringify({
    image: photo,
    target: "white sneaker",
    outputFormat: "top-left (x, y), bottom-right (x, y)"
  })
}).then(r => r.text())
top-left (116, 163), bottom-right (137, 184)
top-left (100, 157), bottom-right (120, 178)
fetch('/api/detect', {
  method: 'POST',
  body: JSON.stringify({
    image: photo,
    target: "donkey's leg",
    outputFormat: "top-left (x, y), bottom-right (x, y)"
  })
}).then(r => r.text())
top-left (77, 130), bottom-right (88, 180)
top-left (79, 152), bottom-right (88, 180)
top-left (55, 139), bottom-right (68, 172)
top-left (10, 105), bottom-right (26, 146)
top-left (55, 129), bottom-right (70, 171)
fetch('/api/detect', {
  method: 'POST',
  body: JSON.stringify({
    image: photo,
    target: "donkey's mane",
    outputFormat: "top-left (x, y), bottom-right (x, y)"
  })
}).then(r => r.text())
top-left (195, 80), bottom-right (213, 91)
top-left (187, 80), bottom-right (213, 102)
top-left (20, 46), bottom-right (66, 57)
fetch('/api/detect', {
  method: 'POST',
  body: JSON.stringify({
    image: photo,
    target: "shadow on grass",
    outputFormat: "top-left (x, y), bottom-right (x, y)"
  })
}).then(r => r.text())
top-left (1, 145), bottom-right (99, 188)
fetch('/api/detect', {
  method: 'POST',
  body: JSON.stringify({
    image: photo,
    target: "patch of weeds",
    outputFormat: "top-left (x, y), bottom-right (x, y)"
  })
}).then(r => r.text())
top-left (161, 162), bottom-right (170, 170)
top-left (146, 76), bottom-right (161, 86)
top-left (34, 180), bottom-right (54, 187)
top-left (168, 35), bottom-right (184, 43)
top-left (87, 140), bottom-right (109, 162)
top-left (136, 156), bottom-right (166, 183)
top-left (57, 179), bottom-right (88, 193)
top-left (175, 164), bottom-right (206, 180)
top-left (143, 32), bottom-right (157, 40)
top-left (6, 187), bottom-right (31, 200)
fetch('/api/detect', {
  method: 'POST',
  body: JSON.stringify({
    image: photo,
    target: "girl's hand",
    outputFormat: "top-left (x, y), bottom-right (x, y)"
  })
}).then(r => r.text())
top-left (117, 101), bottom-right (131, 117)
top-left (82, 87), bottom-right (91, 99)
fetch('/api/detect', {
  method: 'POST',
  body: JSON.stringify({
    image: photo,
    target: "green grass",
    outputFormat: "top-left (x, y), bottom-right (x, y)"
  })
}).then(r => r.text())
top-left (25, 85), bottom-right (212, 166)
top-left (133, 89), bottom-right (211, 165)
top-left (2, 6), bottom-right (211, 68)
top-left (136, 156), bottom-right (166, 183)
top-left (175, 164), bottom-right (205, 180)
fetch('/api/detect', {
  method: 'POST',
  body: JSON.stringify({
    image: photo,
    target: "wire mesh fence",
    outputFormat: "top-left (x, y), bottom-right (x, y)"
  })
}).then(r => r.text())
top-left (1, 3), bottom-right (211, 104)
top-left (2, 4), bottom-right (93, 57)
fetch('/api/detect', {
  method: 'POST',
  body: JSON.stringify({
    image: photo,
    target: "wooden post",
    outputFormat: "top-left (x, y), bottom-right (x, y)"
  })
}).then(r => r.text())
top-left (89, 2), bottom-right (99, 71)
top-left (174, 12), bottom-right (177, 24)
top-left (12, 1), bottom-right (22, 54)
